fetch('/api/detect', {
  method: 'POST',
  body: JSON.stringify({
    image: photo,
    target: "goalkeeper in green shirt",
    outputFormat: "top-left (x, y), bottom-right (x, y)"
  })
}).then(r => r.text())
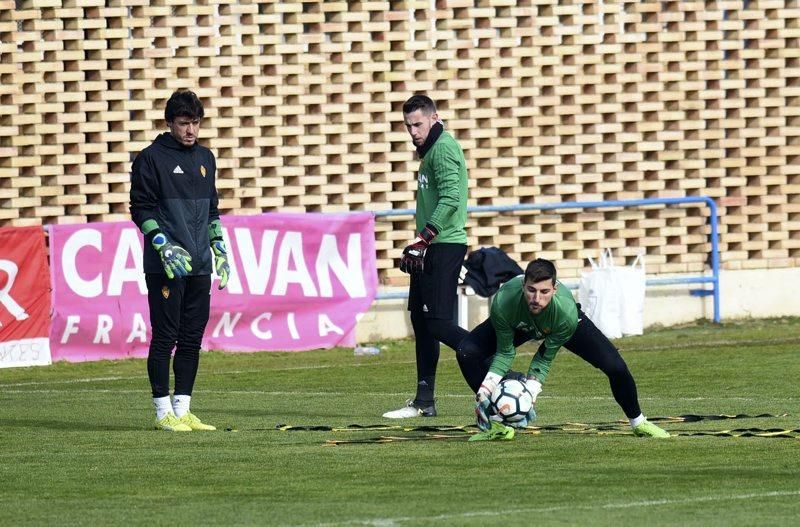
top-left (456, 258), bottom-right (669, 439)
top-left (383, 95), bottom-right (470, 418)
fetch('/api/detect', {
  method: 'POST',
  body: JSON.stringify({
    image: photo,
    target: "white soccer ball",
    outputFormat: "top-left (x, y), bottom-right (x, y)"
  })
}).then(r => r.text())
top-left (490, 378), bottom-right (534, 424)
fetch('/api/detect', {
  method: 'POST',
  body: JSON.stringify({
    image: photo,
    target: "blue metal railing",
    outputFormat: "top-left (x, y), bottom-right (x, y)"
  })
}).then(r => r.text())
top-left (373, 196), bottom-right (721, 323)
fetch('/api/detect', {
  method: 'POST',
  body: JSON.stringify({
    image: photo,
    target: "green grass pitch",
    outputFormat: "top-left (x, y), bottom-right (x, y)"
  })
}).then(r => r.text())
top-left (1, 318), bottom-right (798, 526)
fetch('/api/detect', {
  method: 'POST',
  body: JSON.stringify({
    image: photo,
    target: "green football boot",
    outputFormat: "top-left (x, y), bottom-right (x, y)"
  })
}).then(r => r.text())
top-left (468, 421), bottom-right (516, 442)
top-left (633, 420), bottom-right (670, 438)
top-left (178, 412), bottom-right (217, 431)
top-left (155, 412), bottom-right (192, 432)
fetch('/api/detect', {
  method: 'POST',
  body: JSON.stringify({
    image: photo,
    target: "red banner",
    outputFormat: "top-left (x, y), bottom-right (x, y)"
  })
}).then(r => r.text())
top-left (0, 226), bottom-right (52, 368)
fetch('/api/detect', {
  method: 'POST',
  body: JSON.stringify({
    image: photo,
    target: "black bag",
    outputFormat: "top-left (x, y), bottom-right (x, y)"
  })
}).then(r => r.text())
top-left (462, 247), bottom-right (523, 298)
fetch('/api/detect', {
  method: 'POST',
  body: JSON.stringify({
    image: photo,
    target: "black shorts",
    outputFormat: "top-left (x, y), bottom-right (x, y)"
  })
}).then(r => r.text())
top-left (408, 243), bottom-right (467, 320)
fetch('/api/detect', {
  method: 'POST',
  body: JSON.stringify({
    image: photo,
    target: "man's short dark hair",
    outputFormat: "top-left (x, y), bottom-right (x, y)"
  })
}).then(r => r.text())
top-left (403, 94), bottom-right (436, 115)
top-left (165, 90), bottom-right (204, 122)
top-left (525, 258), bottom-right (557, 285)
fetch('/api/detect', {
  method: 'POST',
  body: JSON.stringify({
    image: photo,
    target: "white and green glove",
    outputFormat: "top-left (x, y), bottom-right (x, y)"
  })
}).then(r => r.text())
top-left (525, 377), bottom-right (543, 403)
top-left (508, 377), bottom-right (543, 429)
top-left (475, 371), bottom-right (502, 431)
top-left (208, 219), bottom-right (230, 290)
top-left (152, 232), bottom-right (192, 279)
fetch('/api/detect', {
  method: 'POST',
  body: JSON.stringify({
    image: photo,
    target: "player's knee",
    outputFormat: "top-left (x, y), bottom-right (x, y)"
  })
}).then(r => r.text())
top-left (175, 342), bottom-right (201, 358)
top-left (602, 358), bottom-right (630, 378)
top-left (456, 338), bottom-right (481, 361)
top-left (149, 335), bottom-right (177, 358)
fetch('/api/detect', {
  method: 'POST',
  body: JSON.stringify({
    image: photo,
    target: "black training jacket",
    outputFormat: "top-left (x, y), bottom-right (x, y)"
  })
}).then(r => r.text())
top-left (130, 132), bottom-right (219, 275)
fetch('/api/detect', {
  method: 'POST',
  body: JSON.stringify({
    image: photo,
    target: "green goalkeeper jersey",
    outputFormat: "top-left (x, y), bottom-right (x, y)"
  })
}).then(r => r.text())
top-left (416, 130), bottom-right (468, 244)
top-left (488, 275), bottom-right (579, 383)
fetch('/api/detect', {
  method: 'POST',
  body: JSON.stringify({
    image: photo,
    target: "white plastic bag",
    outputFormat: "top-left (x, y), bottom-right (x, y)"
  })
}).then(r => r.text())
top-left (618, 253), bottom-right (645, 336)
top-left (578, 249), bottom-right (646, 339)
top-left (579, 249), bottom-right (622, 339)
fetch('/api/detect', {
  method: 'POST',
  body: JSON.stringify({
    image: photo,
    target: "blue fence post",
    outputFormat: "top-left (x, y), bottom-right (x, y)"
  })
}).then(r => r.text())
top-left (373, 196), bottom-right (721, 323)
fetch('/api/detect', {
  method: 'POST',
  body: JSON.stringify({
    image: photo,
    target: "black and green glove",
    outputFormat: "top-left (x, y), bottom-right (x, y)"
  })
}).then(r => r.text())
top-left (209, 219), bottom-right (230, 290)
top-left (151, 232), bottom-right (193, 279)
top-left (211, 240), bottom-right (230, 290)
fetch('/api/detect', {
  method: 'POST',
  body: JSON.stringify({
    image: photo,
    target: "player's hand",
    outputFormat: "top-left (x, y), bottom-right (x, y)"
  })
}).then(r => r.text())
top-left (475, 372), bottom-right (502, 431)
top-left (152, 232), bottom-right (192, 279)
top-left (399, 224), bottom-right (437, 274)
top-left (508, 406), bottom-right (537, 429)
top-left (524, 377), bottom-right (543, 404)
top-left (211, 239), bottom-right (230, 290)
top-left (505, 376), bottom-right (542, 429)
top-left (475, 396), bottom-right (492, 431)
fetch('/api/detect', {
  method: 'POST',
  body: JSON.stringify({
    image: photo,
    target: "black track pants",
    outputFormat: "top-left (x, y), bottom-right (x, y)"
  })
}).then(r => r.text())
top-left (145, 273), bottom-right (211, 398)
top-left (408, 243), bottom-right (469, 404)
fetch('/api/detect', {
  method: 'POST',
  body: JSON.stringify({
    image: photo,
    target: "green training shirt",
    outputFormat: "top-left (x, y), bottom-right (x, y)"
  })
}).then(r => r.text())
top-left (415, 130), bottom-right (468, 244)
top-left (488, 275), bottom-right (579, 383)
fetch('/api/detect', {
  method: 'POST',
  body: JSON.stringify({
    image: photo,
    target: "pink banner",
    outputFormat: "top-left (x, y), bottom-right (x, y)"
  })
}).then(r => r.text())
top-left (48, 213), bottom-right (378, 362)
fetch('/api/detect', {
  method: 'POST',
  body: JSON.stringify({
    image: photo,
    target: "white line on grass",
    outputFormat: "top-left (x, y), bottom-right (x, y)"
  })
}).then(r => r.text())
top-left (6, 351), bottom-right (586, 389)
top-left (0, 370), bottom-right (263, 387)
top-left (2, 335), bottom-right (797, 389)
top-left (0, 389), bottom-right (454, 397)
top-left (297, 489), bottom-right (800, 527)
top-left (0, 375), bottom-right (134, 387)
top-left (0, 388), bottom-right (784, 403)
top-left (0, 361), bottom-right (418, 388)
top-left (0, 341), bottom-right (746, 389)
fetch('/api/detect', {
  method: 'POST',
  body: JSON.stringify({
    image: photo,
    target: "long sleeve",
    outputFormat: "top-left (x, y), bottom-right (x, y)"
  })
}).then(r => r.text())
top-left (207, 154), bottom-right (220, 224)
top-left (426, 144), bottom-right (462, 232)
top-left (526, 323), bottom-right (570, 382)
top-left (130, 152), bottom-right (160, 236)
top-left (488, 301), bottom-right (518, 376)
top-left (415, 131), bottom-right (468, 243)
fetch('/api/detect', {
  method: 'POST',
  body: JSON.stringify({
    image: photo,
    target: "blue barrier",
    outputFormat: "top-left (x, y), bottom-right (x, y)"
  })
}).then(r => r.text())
top-left (373, 196), bottom-right (721, 323)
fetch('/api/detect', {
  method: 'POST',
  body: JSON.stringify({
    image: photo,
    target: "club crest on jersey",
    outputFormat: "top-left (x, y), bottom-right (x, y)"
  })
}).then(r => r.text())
top-left (200, 165), bottom-right (207, 177)
top-left (162, 286), bottom-right (170, 299)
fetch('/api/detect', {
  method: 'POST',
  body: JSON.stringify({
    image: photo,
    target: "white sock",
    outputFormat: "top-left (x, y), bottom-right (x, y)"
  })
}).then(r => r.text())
top-left (173, 395), bottom-right (191, 418)
top-left (154, 396), bottom-right (173, 421)
top-left (629, 414), bottom-right (646, 428)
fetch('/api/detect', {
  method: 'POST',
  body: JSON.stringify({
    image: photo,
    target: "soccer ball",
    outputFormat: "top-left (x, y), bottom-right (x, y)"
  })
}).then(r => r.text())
top-left (490, 378), bottom-right (534, 424)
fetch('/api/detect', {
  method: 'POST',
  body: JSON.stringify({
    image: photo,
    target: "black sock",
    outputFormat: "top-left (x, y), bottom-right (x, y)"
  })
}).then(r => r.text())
top-left (415, 377), bottom-right (435, 406)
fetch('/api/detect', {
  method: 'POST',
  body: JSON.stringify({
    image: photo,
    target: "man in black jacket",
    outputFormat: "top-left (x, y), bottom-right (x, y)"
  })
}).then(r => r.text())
top-left (130, 90), bottom-right (230, 432)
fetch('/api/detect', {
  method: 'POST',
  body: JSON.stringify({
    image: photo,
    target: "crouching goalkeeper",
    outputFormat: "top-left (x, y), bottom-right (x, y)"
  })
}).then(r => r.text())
top-left (456, 258), bottom-right (670, 441)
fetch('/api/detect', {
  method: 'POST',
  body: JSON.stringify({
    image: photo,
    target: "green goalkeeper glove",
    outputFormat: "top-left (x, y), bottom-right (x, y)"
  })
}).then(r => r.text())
top-left (151, 232), bottom-right (192, 279)
top-left (208, 219), bottom-right (230, 290)
top-left (211, 239), bottom-right (230, 290)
